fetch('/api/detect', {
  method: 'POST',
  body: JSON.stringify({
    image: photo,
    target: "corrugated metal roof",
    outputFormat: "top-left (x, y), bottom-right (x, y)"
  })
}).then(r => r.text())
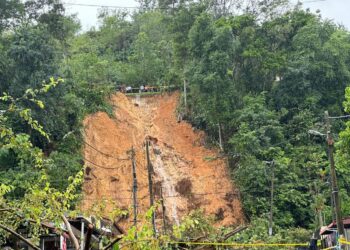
top-left (320, 217), bottom-right (350, 235)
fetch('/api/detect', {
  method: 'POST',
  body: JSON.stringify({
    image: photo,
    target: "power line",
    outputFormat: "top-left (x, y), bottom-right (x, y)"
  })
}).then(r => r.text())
top-left (7, 190), bottom-right (239, 202)
top-left (163, 191), bottom-right (237, 198)
top-left (83, 140), bottom-right (129, 161)
top-left (83, 156), bottom-right (127, 170)
top-left (83, 191), bottom-right (236, 200)
top-left (63, 2), bottom-right (140, 9)
top-left (63, 0), bottom-right (327, 10)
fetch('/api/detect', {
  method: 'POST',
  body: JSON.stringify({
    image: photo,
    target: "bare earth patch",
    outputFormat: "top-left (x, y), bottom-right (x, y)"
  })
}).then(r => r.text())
top-left (81, 92), bottom-right (243, 228)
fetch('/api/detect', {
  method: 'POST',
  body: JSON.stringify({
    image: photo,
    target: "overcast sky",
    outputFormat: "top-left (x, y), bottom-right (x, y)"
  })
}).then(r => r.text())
top-left (64, 0), bottom-right (350, 31)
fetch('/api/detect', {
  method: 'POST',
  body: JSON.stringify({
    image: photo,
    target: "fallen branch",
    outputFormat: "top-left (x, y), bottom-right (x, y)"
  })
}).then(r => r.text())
top-left (191, 226), bottom-right (248, 250)
top-left (113, 219), bottom-right (126, 235)
top-left (103, 235), bottom-right (124, 250)
top-left (61, 214), bottom-right (80, 250)
top-left (0, 223), bottom-right (40, 250)
top-left (0, 208), bottom-right (12, 212)
top-left (222, 225), bottom-right (248, 241)
top-left (0, 207), bottom-right (67, 233)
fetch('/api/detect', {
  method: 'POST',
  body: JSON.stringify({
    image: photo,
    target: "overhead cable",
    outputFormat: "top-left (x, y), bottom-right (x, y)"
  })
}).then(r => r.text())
top-left (83, 140), bottom-right (129, 161)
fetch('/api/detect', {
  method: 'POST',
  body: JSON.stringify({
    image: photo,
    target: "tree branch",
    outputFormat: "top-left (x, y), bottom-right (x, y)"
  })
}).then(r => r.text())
top-left (222, 225), bottom-right (248, 241)
top-left (0, 223), bottom-right (40, 250)
top-left (0, 207), bottom-right (67, 233)
top-left (103, 235), bottom-right (123, 250)
top-left (61, 214), bottom-right (80, 250)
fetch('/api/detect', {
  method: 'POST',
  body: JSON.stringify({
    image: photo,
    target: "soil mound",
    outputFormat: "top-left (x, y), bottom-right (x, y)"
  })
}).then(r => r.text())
top-left (82, 92), bottom-right (243, 228)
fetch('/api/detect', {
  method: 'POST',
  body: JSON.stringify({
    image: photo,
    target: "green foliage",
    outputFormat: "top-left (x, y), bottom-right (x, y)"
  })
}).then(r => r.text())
top-left (3, 0), bottom-right (350, 245)
top-left (335, 87), bottom-right (350, 217)
top-left (230, 217), bottom-right (311, 249)
top-left (0, 82), bottom-right (83, 245)
top-left (179, 2), bottom-right (350, 231)
top-left (172, 209), bottom-right (215, 241)
top-left (118, 209), bottom-right (214, 250)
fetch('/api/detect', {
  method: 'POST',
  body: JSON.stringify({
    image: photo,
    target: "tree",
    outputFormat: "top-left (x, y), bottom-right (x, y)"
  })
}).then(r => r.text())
top-left (0, 0), bottom-right (24, 32)
top-left (0, 79), bottom-right (83, 250)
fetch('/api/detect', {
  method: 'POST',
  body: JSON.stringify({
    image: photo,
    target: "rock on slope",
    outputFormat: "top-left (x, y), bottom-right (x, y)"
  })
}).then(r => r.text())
top-left (82, 92), bottom-right (243, 228)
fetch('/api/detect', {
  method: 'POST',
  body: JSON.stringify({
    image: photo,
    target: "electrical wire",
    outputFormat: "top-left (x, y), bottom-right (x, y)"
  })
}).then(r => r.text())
top-left (63, 0), bottom-right (327, 10)
top-left (83, 156), bottom-right (127, 170)
top-left (162, 191), bottom-right (236, 198)
top-left (83, 140), bottom-right (129, 161)
top-left (83, 191), bottom-right (237, 200)
top-left (63, 2), bottom-right (138, 9)
top-left (82, 140), bottom-right (133, 170)
top-left (6, 190), bottom-right (239, 202)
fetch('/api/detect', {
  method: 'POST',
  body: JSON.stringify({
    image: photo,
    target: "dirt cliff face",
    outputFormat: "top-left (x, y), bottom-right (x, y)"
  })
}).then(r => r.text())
top-left (81, 92), bottom-right (243, 228)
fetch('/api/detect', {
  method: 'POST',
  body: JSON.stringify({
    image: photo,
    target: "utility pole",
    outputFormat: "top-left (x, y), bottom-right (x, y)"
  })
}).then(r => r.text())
top-left (269, 161), bottom-right (275, 236)
top-left (218, 123), bottom-right (223, 151)
top-left (146, 139), bottom-right (157, 237)
top-left (131, 147), bottom-right (138, 239)
top-left (183, 79), bottom-right (187, 110)
top-left (325, 111), bottom-right (345, 237)
top-left (264, 160), bottom-right (275, 236)
top-left (160, 185), bottom-right (167, 234)
top-left (80, 221), bottom-right (85, 250)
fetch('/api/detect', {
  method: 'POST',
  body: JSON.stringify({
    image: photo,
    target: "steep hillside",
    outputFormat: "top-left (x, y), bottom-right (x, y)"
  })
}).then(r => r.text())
top-left (81, 92), bottom-right (243, 227)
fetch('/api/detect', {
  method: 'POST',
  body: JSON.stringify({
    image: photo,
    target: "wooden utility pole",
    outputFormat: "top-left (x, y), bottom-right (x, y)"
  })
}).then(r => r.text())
top-left (146, 139), bottom-right (157, 237)
top-left (325, 111), bottom-right (345, 237)
top-left (269, 161), bottom-right (275, 237)
top-left (218, 123), bottom-right (223, 151)
top-left (131, 147), bottom-right (138, 239)
top-left (84, 224), bottom-right (93, 250)
top-left (80, 221), bottom-right (85, 250)
top-left (160, 185), bottom-right (167, 234)
top-left (183, 79), bottom-right (187, 109)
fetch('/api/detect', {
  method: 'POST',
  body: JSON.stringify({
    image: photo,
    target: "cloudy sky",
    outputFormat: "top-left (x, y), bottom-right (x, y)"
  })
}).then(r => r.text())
top-left (63, 0), bottom-right (350, 31)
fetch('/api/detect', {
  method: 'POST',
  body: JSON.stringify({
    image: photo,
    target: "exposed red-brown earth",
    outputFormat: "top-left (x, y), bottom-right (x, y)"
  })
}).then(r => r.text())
top-left (81, 92), bottom-right (243, 229)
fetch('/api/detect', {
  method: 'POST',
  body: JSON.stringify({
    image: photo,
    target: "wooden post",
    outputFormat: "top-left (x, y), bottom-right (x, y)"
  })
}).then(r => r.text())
top-left (84, 224), bottom-right (93, 250)
top-left (131, 147), bottom-right (138, 239)
top-left (80, 220), bottom-right (85, 250)
top-left (218, 122), bottom-right (223, 151)
top-left (183, 79), bottom-right (187, 110)
top-left (160, 185), bottom-right (167, 234)
top-left (146, 139), bottom-right (157, 237)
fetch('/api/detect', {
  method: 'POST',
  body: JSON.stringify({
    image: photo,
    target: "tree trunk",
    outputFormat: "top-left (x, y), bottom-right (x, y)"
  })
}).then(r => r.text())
top-left (61, 214), bottom-right (80, 250)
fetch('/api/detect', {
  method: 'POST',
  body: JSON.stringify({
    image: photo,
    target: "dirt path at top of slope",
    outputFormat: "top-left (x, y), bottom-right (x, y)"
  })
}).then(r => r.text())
top-left (81, 92), bottom-right (243, 228)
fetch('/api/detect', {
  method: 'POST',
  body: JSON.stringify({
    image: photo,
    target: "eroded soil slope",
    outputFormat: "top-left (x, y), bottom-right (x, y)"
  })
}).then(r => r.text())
top-left (82, 92), bottom-right (243, 227)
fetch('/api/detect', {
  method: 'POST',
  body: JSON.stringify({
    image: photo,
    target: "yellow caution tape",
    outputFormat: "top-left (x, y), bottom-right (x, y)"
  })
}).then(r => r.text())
top-left (339, 238), bottom-right (350, 245)
top-left (322, 247), bottom-right (338, 250)
top-left (166, 241), bottom-right (308, 247)
top-left (120, 238), bottom-right (309, 248)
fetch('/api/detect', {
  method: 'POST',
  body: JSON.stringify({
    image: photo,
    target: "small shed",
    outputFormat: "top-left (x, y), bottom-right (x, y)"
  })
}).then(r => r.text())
top-left (319, 217), bottom-right (350, 249)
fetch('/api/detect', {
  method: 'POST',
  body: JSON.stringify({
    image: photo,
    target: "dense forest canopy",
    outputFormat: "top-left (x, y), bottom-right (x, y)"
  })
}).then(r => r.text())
top-left (2, 0), bottom-right (350, 247)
